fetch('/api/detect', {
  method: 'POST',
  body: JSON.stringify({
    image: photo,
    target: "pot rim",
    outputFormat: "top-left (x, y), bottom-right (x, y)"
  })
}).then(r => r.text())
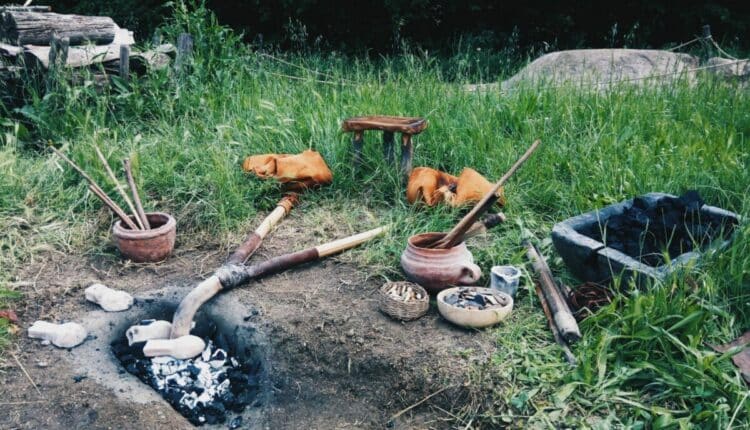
top-left (406, 232), bottom-right (466, 253)
top-left (112, 212), bottom-right (176, 240)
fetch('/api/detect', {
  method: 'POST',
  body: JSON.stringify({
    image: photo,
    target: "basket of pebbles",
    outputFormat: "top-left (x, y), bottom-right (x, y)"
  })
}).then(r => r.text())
top-left (437, 286), bottom-right (513, 328)
top-left (379, 281), bottom-right (429, 321)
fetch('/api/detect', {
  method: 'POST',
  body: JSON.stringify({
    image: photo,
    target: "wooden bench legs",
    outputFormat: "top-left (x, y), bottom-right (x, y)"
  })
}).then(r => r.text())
top-left (352, 131), bottom-right (364, 167)
top-left (400, 133), bottom-right (413, 177)
top-left (383, 131), bottom-right (395, 164)
top-left (351, 130), bottom-right (413, 180)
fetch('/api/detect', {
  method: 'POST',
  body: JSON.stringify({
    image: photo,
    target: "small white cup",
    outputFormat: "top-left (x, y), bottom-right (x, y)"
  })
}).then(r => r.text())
top-left (490, 265), bottom-right (521, 297)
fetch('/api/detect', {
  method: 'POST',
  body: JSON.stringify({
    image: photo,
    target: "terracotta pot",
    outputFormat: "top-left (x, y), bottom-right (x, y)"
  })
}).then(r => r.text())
top-left (400, 232), bottom-right (482, 293)
top-left (112, 212), bottom-right (176, 263)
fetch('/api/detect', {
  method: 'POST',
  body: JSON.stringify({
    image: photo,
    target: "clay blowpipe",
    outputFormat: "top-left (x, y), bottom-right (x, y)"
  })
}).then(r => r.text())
top-left (170, 225), bottom-right (390, 339)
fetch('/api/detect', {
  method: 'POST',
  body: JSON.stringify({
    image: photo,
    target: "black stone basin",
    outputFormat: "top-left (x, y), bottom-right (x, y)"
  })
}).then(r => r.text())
top-left (551, 192), bottom-right (740, 286)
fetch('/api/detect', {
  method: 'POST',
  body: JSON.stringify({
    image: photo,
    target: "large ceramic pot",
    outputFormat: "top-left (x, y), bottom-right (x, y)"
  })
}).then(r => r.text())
top-left (112, 212), bottom-right (176, 263)
top-left (400, 232), bottom-right (481, 293)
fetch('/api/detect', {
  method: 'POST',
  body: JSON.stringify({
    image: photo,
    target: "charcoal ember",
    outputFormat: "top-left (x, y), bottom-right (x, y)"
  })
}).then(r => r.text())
top-left (112, 322), bottom-right (262, 426)
top-left (443, 288), bottom-right (509, 310)
top-left (589, 191), bottom-right (731, 267)
top-left (229, 416), bottom-right (243, 429)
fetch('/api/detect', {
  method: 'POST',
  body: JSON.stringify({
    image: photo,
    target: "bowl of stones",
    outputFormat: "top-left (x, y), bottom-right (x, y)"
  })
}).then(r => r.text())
top-left (437, 286), bottom-right (513, 328)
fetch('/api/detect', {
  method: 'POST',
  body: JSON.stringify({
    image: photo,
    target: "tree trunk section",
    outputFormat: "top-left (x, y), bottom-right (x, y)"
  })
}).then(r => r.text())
top-left (1, 11), bottom-right (117, 46)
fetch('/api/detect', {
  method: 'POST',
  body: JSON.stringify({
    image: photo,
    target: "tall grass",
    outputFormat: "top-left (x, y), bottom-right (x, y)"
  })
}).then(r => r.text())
top-left (1, 3), bottom-right (748, 427)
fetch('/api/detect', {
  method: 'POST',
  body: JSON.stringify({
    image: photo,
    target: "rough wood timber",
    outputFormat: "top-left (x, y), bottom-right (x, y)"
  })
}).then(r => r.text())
top-left (1, 11), bottom-right (117, 45)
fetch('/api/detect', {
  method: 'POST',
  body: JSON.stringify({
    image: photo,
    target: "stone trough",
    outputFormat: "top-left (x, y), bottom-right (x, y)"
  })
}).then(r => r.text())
top-left (551, 192), bottom-right (740, 286)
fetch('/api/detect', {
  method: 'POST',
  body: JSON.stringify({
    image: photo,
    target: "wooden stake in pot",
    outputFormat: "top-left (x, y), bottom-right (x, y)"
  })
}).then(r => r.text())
top-left (525, 241), bottom-right (581, 343)
top-left (433, 140), bottom-right (540, 249)
top-left (51, 147), bottom-right (139, 230)
top-left (170, 225), bottom-right (389, 338)
top-left (94, 145), bottom-right (144, 230)
top-left (122, 158), bottom-right (151, 230)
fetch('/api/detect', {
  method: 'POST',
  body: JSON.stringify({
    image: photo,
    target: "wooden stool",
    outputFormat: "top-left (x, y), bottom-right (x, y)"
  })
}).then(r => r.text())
top-left (341, 115), bottom-right (428, 178)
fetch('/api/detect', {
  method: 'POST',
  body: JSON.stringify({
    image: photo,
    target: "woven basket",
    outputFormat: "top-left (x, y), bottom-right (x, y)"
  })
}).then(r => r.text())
top-left (379, 281), bottom-right (429, 321)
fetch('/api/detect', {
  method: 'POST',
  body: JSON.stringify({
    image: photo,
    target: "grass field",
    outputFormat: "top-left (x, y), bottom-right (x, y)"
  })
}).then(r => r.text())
top-left (1, 4), bottom-right (749, 428)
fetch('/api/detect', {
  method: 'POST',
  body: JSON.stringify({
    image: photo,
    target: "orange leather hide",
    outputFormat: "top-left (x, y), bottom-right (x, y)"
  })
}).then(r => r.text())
top-left (406, 167), bottom-right (505, 207)
top-left (242, 150), bottom-right (333, 191)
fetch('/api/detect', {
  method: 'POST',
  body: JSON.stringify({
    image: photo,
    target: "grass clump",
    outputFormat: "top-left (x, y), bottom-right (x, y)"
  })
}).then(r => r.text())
top-left (1, 3), bottom-right (748, 427)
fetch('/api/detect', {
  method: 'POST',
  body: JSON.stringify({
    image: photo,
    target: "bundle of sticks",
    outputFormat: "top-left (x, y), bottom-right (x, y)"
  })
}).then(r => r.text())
top-left (385, 283), bottom-right (424, 302)
top-left (51, 145), bottom-right (151, 230)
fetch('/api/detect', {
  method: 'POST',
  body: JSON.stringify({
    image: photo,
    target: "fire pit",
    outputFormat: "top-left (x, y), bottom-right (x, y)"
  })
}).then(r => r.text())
top-left (552, 192), bottom-right (740, 285)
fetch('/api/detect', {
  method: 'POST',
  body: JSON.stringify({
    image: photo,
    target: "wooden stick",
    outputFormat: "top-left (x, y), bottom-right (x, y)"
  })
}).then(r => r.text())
top-left (51, 147), bottom-right (139, 230)
top-left (122, 158), bottom-right (151, 230)
top-left (171, 225), bottom-right (389, 338)
top-left (94, 145), bottom-right (143, 230)
top-left (226, 194), bottom-right (297, 264)
top-left (422, 212), bottom-right (507, 248)
top-left (435, 140), bottom-right (540, 249)
top-left (88, 185), bottom-right (139, 230)
top-left (525, 241), bottom-right (581, 343)
top-left (11, 351), bottom-right (42, 397)
top-left (535, 283), bottom-right (577, 366)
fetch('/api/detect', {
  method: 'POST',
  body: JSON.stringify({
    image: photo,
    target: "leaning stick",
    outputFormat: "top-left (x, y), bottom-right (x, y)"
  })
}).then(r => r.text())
top-left (88, 185), bottom-right (139, 230)
top-left (170, 225), bottom-right (389, 338)
top-left (434, 140), bottom-right (540, 249)
top-left (94, 145), bottom-right (144, 230)
top-left (535, 283), bottom-right (577, 366)
top-left (525, 241), bottom-right (581, 343)
top-left (51, 147), bottom-right (139, 230)
top-left (122, 158), bottom-right (151, 230)
top-left (226, 194), bottom-right (297, 264)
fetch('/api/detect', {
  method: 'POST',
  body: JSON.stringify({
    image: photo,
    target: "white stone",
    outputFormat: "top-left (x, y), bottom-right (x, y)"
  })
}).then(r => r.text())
top-left (126, 320), bottom-right (172, 345)
top-left (85, 283), bottom-right (134, 312)
top-left (142, 335), bottom-right (205, 360)
top-left (28, 321), bottom-right (87, 348)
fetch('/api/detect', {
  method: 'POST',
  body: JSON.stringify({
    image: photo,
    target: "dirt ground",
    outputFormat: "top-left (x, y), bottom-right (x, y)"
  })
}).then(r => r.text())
top-left (1, 214), bottom-right (498, 429)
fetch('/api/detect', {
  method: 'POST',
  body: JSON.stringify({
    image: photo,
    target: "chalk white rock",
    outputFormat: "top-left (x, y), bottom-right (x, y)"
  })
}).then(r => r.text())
top-left (28, 321), bottom-right (87, 348)
top-left (126, 320), bottom-right (173, 345)
top-left (85, 283), bottom-right (134, 312)
top-left (143, 335), bottom-right (206, 360)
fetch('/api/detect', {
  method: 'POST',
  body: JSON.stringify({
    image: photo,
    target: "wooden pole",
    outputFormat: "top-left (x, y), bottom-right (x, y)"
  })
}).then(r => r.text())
top-left (50, 147), bottom-right (139, 230)
top-left (122, 158), bottom-right (151, 230)
top-left (119, 44), bottom-right (130, 81)
top-left (535, 283), bottom-right (577, 365)
top-left (88, 185), bottom-right (139, 230)
top-left (525, 241), bottom-right (581, 343)
top-left (434, 140), bottom-right (540, 249)
top-left (175, 33), bottom-right (193, 73)
top-left (94, 145), bottom-right (143, 229)
top-left (226, 194), bottom-right (296, 264)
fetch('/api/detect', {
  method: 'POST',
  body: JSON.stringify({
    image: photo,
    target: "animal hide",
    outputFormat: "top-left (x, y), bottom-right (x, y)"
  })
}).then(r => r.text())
top-left (407, 167), bottom-right (505, 207)
top-left (242, 150), bottom-right (333, 191)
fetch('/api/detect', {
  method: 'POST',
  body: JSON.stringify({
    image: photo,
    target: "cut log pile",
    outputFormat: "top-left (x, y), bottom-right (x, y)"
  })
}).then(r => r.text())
top-left (0, 4), bottom-right (176, 94)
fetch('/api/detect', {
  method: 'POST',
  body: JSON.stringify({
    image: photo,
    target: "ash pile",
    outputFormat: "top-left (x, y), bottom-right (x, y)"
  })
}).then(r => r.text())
top-left (584, 191), bottom-right (736, 266)
top-left (443, 288), bottom-right (509, 310)
top-left (112, 321), bottom-right (262, 426)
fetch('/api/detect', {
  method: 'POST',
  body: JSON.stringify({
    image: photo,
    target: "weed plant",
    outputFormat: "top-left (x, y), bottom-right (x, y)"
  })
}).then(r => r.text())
top-left (0, 2), bottom-right (748, 427)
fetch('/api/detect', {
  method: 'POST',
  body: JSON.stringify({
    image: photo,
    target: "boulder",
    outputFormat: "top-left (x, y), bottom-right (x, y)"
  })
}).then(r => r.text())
top-left (704, 57), bottom-right (750, 80)
top-left (500, 49), bottom-right (700, 91)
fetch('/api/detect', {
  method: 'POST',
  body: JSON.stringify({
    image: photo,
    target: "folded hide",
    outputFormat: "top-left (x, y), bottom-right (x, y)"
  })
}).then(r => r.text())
top-left (242, 149), bottom-right (333, 191)
top-left (406, 167), bottom-right (505, 207)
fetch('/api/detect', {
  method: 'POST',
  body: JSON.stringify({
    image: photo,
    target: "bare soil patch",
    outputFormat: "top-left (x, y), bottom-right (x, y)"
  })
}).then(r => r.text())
top-left (2, 213), bottom-right (497, 429)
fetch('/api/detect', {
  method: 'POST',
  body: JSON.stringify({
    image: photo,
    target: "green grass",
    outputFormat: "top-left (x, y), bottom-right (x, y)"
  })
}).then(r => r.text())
top-left (1, 3), bottom-right (749, 427)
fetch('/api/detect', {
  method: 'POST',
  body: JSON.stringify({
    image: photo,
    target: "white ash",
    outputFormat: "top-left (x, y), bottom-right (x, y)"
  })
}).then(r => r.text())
top-left (148, 340), bottom-right (233, 413)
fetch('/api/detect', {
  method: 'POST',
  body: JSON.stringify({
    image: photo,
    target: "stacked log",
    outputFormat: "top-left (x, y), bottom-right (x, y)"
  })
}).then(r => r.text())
top-left (0, 4), bottom-right (175, 104)
top-left (0, 11), bottom-right (117, 46)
